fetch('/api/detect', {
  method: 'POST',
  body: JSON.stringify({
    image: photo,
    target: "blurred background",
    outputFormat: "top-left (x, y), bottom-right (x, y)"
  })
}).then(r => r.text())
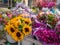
top-left (0, 0), bottom-right (60, 8)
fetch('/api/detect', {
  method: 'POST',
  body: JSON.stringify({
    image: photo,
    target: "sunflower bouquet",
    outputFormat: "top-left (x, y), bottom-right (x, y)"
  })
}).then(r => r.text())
top-left (4, 15), bottom-right (32, 41)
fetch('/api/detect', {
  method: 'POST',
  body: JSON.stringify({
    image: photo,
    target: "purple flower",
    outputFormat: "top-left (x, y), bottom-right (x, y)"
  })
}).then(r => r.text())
top-left (32, 19), bottom-right (47, 28)
top-left (33, 27), bottom-right (59, 43)
top-left (48, 2), bottom-right (56, 8)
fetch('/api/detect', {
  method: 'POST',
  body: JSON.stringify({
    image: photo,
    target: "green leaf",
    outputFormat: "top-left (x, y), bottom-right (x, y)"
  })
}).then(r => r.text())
top-left (21, 19), bottom-right (24, 23)
top-left (19, 25), bottom-right (23, 28)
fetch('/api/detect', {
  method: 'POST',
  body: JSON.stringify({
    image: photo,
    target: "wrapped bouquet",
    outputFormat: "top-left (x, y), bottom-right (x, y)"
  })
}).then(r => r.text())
top-left (4, 14), bottom-right (32, 41)
top-left (32, 11), bottom-right (60, 45)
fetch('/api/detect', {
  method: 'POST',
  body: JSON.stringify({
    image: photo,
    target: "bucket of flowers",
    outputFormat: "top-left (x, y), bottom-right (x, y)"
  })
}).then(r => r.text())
top-left (4, 14), bottom-right (32, 43)
top-left (32, 11), bottom-right (60, 45)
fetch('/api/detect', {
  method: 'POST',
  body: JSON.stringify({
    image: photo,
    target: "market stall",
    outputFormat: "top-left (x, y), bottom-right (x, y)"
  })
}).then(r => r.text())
top-left (0, 0), bottom-right (60, 45)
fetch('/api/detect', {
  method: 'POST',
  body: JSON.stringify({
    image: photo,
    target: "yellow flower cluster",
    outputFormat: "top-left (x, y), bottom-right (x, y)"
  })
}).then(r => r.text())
top-left (4, 15), bottom-right (32, 41)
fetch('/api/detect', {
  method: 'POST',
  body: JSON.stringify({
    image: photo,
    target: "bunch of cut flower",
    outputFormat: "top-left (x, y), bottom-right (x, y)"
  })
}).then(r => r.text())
top-left (11, 3), bottom-right (38, 17)
top-left (37, 0), bottom-right (56, 8)
top-left (0, 8), bottom-right (13, 25)
top-left (32, 11), bottom-right (60, 44)
top-left (0, 8), bottom-right (15, 41)
top-left (4, 14), bottom-right (32, 41)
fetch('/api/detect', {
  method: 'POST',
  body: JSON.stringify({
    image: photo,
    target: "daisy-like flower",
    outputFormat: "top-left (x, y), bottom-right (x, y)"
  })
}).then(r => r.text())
top-left (4, 24), bottom-right (16, 35)
top-left (4, 15), bottom-right (32, 41)
top-left (12, 30), bottom-right (24, 41)
top-left (22, 25), bottom-right (32, 36)
top-left (8, 18), bottom-right (21, 28)
top-left (14, 21), bottom-right (21, 28)
top-left (24, 18), bottom-right (32, 25)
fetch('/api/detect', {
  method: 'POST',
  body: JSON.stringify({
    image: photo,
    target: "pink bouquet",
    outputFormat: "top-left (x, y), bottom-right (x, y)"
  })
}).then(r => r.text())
top-left (37, 0), bottom-right (56, 8)
top-left (32, 11), bottom-right (60, 44)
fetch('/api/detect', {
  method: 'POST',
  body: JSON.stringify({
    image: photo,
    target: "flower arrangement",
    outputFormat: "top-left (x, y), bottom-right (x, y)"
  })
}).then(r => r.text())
top-left (0, 8), bottom-right (13, 25)
top-left (32, 11), bottom-right (60, 44)
top-left (4, 14), bottom-right (32, 41)
top-left (1, 3), bottom-right (60, 45)
top-left (37, 0), bottom-right (56, 8)
top-left (11, 3), bottom-right (31, 15)
top-left (0, 8), bottom-right (14, 43)
top-left (47, 14), bottom-right (58, 28)
top-left (33, 28), bottom-right (59, 44)
top-left (36, 11), bottom-right (58, 28)
top-left (0, 12), bottom-right (13, 25)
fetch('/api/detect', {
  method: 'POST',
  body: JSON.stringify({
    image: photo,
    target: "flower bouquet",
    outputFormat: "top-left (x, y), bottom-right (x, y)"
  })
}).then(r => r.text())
top-left (11, 3), bottom-right (31, 15)
top-left (0, 8), bottom-right (13, 25)
top-left (37, 0), bottom-right (56, 9)
top-left (4, 15), bottom-right (32, 42)
top-left (32, 11), bottom-right (60, 45)
top-left (0, 8), bottom-right (14, 44)
top-left (0, 8), bottom-right (12, 33)
top-left (11, 3), bottom-right (38, 17)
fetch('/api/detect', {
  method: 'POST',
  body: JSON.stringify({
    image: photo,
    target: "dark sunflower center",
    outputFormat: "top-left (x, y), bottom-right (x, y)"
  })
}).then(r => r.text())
top-left (25, 28), bottom-right (29, 32)
top-left (16, 32), bottom-right (21, 37)
top-left (10, 28), bottom-right (15, 32)
top-left (25, 21), bottom-right (29, 24)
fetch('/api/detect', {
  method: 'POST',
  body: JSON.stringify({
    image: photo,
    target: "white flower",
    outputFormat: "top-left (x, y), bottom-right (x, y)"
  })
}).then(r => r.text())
top-left (2, 14), bottom-right (8, 18)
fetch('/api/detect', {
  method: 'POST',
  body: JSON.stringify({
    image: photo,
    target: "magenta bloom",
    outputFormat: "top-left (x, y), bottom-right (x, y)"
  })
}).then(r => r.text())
top-left (37, 1), bottom-right (56, 8)
top-left (33, 27), bottom-right (60, 44)
top-left (48, 2), bottom-right (56, 8)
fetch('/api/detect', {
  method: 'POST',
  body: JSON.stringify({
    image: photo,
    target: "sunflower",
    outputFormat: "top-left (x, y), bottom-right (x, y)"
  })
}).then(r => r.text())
top-left (14, 21), bottom-right (21, 28)
top-left (9, 20), bottom-right (16, 25)
top-left (12, 30), bottom-right (24, 41)
top-left (10, 18), bottom-right (17, 22)
top-left (4, 24), bottom-right (16, 35)
top-left (24, 18), bottom-right (32, 25)
top-left (7, 17), bottom-right (22, 28)
top-left (17, 16), bottom-right (22, 19)
top-left (22, 25), bottom-right (32, 36)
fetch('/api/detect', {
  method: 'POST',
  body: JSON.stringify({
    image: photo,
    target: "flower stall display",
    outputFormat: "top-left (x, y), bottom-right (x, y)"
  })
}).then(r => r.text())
top-left (31, 11), bottom-right (60, 45)
top-left (1, 2), bottom-right (60, 45)
top-left (4, 15), bottom-right (32, 42)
